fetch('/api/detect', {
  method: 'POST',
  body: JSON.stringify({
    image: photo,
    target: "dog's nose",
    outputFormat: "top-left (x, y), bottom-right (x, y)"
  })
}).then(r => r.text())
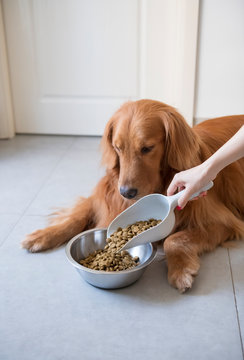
top-left (120, 186), bottom-right (138, 199)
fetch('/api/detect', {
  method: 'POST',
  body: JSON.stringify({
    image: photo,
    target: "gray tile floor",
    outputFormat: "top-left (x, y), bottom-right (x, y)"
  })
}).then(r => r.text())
top-left (0, 135), bottom-right (244, 360)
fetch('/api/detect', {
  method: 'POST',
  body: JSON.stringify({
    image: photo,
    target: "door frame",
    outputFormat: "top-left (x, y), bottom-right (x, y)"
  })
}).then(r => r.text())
top-left (0, 0), bottom-right (14, 139)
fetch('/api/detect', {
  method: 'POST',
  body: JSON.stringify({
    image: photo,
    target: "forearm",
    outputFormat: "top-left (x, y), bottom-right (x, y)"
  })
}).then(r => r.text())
top-left (204, 125), bottom-right (244, 179)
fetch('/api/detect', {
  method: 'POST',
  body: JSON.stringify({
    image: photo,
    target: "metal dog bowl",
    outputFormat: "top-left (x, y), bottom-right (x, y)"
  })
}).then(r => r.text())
top-left (65, 228), bottom-right (157, 289)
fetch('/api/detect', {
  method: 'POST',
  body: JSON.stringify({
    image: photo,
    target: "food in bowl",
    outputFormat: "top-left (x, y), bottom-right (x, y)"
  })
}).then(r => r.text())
top-left (80, 218), bottom-right (161, 271)
top-left (66, 228), bottom-right (158, 289)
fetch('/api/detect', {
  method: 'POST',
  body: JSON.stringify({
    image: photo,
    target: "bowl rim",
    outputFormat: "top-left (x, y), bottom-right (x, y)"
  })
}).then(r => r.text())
top-left (65, 227), bottom-right (157, 275)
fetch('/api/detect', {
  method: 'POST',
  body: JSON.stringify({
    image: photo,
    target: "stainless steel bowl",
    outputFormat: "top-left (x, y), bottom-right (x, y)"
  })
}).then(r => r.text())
top-left (65, 228), bottom-right (157, 289)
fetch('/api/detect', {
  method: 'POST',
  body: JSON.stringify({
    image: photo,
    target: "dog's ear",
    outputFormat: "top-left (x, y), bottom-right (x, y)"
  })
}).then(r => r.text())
top-left (101, 115), bottom-right (119, 170)
top-left (160, 106), bottom-right (201, 171)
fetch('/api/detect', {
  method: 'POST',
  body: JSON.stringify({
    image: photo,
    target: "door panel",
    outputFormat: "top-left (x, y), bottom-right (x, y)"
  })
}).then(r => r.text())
top-left (35, 0), bottom-right (138, 97)
top-left (3, 0), bottom-right (139, 135)
top-left (2, 0), bottom-right (199, 135)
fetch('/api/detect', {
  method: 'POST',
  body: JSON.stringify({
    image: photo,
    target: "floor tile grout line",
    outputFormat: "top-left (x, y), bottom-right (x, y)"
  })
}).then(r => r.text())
top-left (0, 213), bottom-right (23, 215)
top-left (0, 212), bottom-right (26, 250)
top-left (228, 249), bottom-right (244, 359)
top-left (0, 137), bottom-right (77, 249)
top-left (0, 215), bottom-right (23, 247)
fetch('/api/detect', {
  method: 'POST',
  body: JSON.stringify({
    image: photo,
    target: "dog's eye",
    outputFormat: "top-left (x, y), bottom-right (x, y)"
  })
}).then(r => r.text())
top-left (141, 146), bottom-right (154, 154)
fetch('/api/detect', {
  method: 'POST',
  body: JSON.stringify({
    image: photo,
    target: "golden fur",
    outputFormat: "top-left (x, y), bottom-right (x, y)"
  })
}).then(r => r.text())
top-left (22, 100), bottom-right (244, 292)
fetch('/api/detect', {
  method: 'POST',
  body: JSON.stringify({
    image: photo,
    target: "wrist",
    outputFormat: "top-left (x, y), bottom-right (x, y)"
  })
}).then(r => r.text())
top-left (203, 157), bottom-right (219, 181)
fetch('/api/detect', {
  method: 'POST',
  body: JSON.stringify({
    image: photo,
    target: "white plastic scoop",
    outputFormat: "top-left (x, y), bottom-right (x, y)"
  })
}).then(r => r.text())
top-left (107, 181), bottom-right (213, 251)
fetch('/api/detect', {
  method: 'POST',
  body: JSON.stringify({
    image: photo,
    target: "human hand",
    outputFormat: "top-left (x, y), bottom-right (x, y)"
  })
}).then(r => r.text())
top-left (167, 164), bottom-right (213, 209)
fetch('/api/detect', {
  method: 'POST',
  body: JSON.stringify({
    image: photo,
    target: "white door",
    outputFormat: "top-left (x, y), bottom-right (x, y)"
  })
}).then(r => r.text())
top-left (2, 0), bottom-right (199, 136)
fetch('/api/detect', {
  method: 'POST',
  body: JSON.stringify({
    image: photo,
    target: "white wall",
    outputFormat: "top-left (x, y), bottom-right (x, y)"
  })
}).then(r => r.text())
top-left (194, 0), bottom-right (244, 122)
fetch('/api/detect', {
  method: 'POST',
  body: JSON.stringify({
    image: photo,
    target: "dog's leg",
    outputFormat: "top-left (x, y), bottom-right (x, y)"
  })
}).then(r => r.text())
top-left (164, 225), bottom-right (231, 293)
top-left (22, 197), bottom-right (94, 252)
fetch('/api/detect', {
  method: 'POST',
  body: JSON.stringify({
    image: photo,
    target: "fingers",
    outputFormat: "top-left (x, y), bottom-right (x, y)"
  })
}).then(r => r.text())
top-left (178, 190), bottom-right (208, 209)
top-left (167, 172), bottom-right (208, 209)
top-left (167, 181), bottom-right (178, 196)
top-left (167, 174), bottom-right (183, 196)
top-left (191, 191), bottom-right (207, 201)
top-left (177, 188), bottom-right (193, 209)
top-left (167, 174), bottom-right (191, 208)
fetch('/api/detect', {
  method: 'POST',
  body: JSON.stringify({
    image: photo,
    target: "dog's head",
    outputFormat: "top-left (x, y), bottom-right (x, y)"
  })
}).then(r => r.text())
top-left (101, 99), bottom-right (201, 200)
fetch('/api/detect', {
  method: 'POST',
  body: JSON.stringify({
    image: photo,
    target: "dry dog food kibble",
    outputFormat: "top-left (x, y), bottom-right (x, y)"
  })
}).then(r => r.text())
top-left (80, 219), bottom-right (162, 271)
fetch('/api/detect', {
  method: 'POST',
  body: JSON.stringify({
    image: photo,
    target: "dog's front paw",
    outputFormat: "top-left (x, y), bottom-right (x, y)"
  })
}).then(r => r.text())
top-left (168, 268), bottom-right (197, 293)
top-left (21, 229), bottom-right (52, 252)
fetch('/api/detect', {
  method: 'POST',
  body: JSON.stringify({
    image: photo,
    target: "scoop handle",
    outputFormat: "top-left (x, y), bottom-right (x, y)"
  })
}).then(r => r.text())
top-left (168, 181), bottom-right (214, 209)
top-left (188, 181), bottom-right (214, 200)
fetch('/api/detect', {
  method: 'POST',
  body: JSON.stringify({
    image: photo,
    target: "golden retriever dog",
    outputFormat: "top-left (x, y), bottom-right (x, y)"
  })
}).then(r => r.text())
top-left (22, 100), bottom-right (244, 292)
